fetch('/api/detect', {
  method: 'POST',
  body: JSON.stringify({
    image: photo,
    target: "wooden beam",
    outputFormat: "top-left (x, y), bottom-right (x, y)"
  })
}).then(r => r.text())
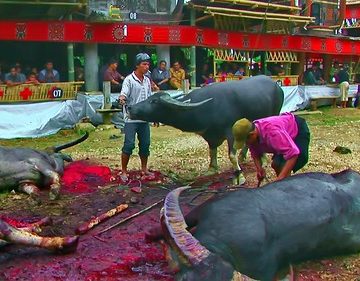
top-left (204, 5), bottom-right (315, 20)
top-left (195, 15), bottom-right (212, 23)
top-left (210, 11), bottom-right (313, 24)
top-left (207, 0), bottom-right (301, 11)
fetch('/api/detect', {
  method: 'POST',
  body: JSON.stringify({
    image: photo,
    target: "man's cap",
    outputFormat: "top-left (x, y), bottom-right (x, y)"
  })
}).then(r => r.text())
top-left (232, 118), bottom-right (253, 149)
top-left (135, 53), bottom-right (150, 65)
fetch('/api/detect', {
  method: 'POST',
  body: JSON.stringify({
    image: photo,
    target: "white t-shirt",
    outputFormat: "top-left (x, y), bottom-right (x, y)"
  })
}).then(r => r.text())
top-left (120, 72), bottom-right (152, 123)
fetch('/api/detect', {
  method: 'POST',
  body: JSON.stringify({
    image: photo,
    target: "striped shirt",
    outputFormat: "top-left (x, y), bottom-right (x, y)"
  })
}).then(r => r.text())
top-left (120, 72), bottom-right (152, 123)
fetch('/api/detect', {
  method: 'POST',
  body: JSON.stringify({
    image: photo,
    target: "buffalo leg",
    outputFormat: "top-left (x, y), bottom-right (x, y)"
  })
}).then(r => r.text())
top-left (227, 139), bottom-right (246, 185)
top-left (48, 171), bottom-right (61, 201)
top-left (0, 217), bottom-right (52, 248)
top-left (207, 147), bottom-right (218, 174)
top-left (0, 219), bottom-right (78, 252)
top-left (19, 182), bottom-right (41, 197)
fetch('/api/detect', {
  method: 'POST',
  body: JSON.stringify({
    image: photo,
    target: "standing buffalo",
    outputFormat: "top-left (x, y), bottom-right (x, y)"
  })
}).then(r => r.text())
top-left (0, 132), bottom-right (88, 200)
top-left (160, 169), bottom-right (360, 281)
top-left (128, 75), bottom-right (284, 184)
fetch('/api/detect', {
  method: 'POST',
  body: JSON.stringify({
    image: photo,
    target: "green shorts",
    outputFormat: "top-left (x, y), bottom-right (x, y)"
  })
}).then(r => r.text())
top-left (272, 116), bottom-right (310, 173)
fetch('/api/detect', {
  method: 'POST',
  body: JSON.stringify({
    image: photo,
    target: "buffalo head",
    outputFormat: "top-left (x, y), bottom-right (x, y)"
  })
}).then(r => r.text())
top-left (161, 186), bottom-right (252, 281)
top-left (128, 92), bottom-right (213, 123)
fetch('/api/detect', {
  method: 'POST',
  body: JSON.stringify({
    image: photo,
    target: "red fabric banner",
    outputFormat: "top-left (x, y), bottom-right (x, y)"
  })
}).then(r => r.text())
top-left (0, 20), bottom-right (359, 55)
top-left (346, 5), bottom-right (360, 19)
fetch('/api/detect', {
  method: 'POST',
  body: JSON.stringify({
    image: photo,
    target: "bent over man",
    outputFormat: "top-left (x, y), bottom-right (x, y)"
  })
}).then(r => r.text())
top-left (232, 113), bottom-right (310, 183)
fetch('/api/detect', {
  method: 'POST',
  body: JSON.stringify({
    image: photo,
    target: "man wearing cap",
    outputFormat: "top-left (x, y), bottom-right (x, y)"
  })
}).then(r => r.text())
top-left (118, 53), bottom-right (156, 179)
top-left (232, 113), bottom-right (310, 183)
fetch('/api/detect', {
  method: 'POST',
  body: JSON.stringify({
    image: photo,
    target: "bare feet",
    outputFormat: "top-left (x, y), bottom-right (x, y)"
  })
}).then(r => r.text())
top-left (119, 171), bottom-right (129, 182)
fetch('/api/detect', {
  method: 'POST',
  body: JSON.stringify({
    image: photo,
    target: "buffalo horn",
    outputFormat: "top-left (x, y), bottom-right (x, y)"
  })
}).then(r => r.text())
top-left (161, 186), bottom-right (211, 266)
top-left (159, 94), bottom-right (213, 110)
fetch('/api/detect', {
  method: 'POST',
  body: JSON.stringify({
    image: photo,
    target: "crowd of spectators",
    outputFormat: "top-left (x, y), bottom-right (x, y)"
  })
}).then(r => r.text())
top-left (99, 57), bottom-right (192, 93)
top-left (0, 60), bottom-right (61, 86)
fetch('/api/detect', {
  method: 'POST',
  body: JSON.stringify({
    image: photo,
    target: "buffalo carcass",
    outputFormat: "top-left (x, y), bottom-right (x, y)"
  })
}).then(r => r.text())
top-left (0, 217), bottom-right (78, 252)
top-left (160, 169), bottom-right (360, 281)
top-left (0, 132), bottom-right (88, 200)
top-left (128, 75), bottom-right (284, 184)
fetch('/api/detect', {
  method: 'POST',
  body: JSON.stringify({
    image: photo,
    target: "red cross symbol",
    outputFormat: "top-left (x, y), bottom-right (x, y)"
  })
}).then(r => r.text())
top-left (19, 87), bottom-right (33, 100)
top-left (283, 77), bottom-right (291, 86)
top-left (48, 86), bottom-right (57, 98)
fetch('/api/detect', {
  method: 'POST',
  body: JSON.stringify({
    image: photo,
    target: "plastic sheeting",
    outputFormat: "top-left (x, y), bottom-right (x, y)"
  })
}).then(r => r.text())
top-left (0, 85), bottom-right (358, 139)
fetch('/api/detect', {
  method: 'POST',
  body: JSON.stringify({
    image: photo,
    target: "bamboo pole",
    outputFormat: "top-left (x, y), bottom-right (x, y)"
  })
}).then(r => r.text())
top-left (208, 0), bottom-right (301, 11)
top-left (97, 199), bottom-right (164, 235)
top-left (204, 5), bottom-right (316, 20)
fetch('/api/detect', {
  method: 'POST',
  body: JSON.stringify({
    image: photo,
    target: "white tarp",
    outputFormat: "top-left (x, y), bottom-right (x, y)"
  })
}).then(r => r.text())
top-left (0, 85), bottom-right (358, 139)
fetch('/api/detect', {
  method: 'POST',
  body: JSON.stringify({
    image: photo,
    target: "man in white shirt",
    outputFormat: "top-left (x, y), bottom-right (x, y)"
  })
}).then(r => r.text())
top-left (118, 53), bottom-right (154, 179)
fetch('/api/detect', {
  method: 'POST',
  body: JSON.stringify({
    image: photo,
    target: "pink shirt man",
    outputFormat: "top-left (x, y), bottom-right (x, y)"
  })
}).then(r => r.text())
top-left (249, 113), bottom-right (299, 160)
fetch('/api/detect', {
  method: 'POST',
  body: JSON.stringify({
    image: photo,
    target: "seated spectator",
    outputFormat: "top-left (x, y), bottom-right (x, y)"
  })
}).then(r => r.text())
top-left (103, 58), bottom-right (125, 93)
top-left (312, 61), bottom-right (325, 83)
top-left (15, 63), bottom-right (26, 82)
top-left (151, 60), bottom-right (170, 90)
top-left (198, 63), bottom-right (211, 86)
top-left (304, 66), bottom-right (325, 86)
top-left (5, 66), bottom-right (26, 86)
top-left (235, 66), bottom-right (245, 77)
top-left (169, 61), bottom-right (185, 90)
top-left (205, 73), bottom-right (215, 85)
top-left (272, 64), bottom-right (285, 76)
top-left (39, 60), bottom-right (60, 83)
top-left (74, 60), bottom-right (84, 82)
top-left (0, 64), bottom-right (4, 84)
top-left (25, 72), bottom-right (40, 85)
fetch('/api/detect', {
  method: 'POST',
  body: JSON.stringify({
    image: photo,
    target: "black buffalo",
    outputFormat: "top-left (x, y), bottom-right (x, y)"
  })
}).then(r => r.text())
top-left (160, 169), bottom-right (360, 281)
top-left (128, 75), bottom-right (284, 184)
top-left (0, 132), bottom-right (88, 200)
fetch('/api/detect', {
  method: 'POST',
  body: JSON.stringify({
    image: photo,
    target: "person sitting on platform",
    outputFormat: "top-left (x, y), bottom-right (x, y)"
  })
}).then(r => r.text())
top-left (39, 60), bottom-right (60, 83)
top-left (5, 66), bottom-right (26, 86)
top-left (103, 58), bottom-right (125, 93)
top-left (304, 63), bottom-right (325, 86)
top-left (151, 60), bottom-right (170, 90)
top-left (15, 63), bottom-right (26, 82)
top-left (25, 72), bottom-right (40, 85)
top-left (169, 61), bottom-right (185, 90)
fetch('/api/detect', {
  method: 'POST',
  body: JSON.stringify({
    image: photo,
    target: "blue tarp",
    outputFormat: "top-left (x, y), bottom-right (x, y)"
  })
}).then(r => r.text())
top-left (0, 86), bottom-right (358, 139)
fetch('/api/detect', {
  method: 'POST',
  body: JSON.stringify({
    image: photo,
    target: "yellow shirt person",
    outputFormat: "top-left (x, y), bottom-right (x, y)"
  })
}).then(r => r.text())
top-left (169, 61), bottom-right (185, 90)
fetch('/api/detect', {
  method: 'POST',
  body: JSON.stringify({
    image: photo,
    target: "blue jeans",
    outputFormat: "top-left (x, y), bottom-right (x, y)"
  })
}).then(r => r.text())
top-left (122, 122), bottom-right (150, 157)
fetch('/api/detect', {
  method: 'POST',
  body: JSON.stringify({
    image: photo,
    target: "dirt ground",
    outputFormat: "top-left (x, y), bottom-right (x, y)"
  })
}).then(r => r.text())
top-left (0, 107), bottom-right (359, 281)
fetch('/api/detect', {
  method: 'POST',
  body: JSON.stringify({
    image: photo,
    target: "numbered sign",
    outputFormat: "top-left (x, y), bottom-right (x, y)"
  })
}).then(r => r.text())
top-left (48, 87), bottom-right (64, 99)
top-left (129, 12), bottom-right (137, 20)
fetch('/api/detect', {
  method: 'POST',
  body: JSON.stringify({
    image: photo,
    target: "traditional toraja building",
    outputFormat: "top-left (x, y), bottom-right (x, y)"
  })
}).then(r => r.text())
top-left (0, 0), bottom-right (359, 97)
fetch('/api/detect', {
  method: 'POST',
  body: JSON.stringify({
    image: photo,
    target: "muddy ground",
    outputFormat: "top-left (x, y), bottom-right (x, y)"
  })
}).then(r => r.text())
top-left (0, 107), bottom-right (359, 281)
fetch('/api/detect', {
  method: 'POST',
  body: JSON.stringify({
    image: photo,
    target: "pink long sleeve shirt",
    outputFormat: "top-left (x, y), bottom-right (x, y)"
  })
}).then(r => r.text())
top-left (249, 113), bottom-right (299, 160)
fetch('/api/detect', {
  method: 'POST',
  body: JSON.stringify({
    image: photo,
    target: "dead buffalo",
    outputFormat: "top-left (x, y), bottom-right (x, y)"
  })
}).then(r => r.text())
top-left (0, 132), bottom-right (88, 200)
top-left (0, 217), bottom-right (78, 252)
top-left (159, 169), bottom-right (360, 281)
top-left (128, 75), bottom-right (284, 184)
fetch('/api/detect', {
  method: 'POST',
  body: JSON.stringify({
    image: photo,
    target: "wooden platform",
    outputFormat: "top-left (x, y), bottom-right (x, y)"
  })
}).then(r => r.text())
top-left (0, 82), bottom-right (84, 103)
